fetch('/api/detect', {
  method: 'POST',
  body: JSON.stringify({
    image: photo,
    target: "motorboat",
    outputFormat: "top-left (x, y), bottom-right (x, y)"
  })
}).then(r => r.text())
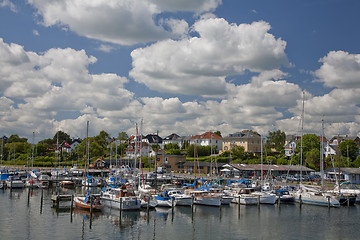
top-left (184, 189), bottom-right (221, 207)
top-left (275, 189), bottom-right (295, 203)
top-left (154, 191), bottom-right (175, 207)
top-left (5, 177), bottom-right (24, 189)
top-left (101, 187), bottom-right (141, 211)
top-left (230, 188), bottom-right (258, 205)
top-left (167, 189), bottom-right (192, 206)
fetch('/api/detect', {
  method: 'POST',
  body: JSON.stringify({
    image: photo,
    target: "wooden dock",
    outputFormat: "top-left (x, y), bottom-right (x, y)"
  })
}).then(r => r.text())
top-left (51, 194), bottom-right (73, 208)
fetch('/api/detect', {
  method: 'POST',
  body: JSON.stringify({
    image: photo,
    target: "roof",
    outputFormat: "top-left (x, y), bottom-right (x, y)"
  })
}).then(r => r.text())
top-left (325, 167), bottom-right (360, 174)
top-left (144, 134), bottom-right (163, 144)
top-left (190, 132), bottom-right (222, 140)
top-left (184, 162), bottom-right (226, 167)
top-left (224, 130), bottom-right (260, 140)
top-left (230, 163), bottom-right (315, 172)
top-left (163, 133), bottom-right (181, 141)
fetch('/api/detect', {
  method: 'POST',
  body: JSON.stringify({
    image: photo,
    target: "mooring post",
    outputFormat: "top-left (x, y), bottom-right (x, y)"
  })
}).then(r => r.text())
top-left (299, 195), bottom-right (302, 208)
top-left (278, 195), bottom-right (281, 208)
top-left (119, 197), bottom-right (122, 218)
top-left (40, 189), bottom-right (44, 214)
top-left (257, 195), bottom-right (260, 209)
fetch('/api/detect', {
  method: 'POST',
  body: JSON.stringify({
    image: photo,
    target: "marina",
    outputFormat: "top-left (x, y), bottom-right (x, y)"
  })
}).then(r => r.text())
top-left (1, 167), bottom-right (360, 240)
top-left (1, 185), bottom-right (360, 240)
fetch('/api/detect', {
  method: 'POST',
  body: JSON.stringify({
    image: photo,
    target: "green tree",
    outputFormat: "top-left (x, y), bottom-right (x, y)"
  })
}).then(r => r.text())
top-left (305, 148), bottom-right (320, 170)
top-left (95, 130), bottom-right (111, 148)
top-left (52, 131), bottom-right (71, 144)
top-left (265, 130), bottom-right (286, 153)
top-left (231, 145), bottom-right (245, 160)
top-left (214, 131), bottom-right (222, 137)
top-left (8, 134), bottom-right (27, 143)
top-left (117, 132), bottom-right (129, 140)
top-left (340, 140), bottom-right (359, 161)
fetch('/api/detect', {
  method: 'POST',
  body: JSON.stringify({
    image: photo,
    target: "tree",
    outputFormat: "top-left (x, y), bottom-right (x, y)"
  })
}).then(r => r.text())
top-left (340, 140), bottom-right (359, 161)
top-left (95, 130), bottom-right (111, 148)
top-left (117, 132), bottom-right (129, 140)
top-left (7, 134), bottom-right (27, 143)
top-left (265, 130), bottom-right (286, 153)
top-left (52, 131), bottom-right (71, 144)
top-left (231, 145), bottom-right (245, 160)
top-left (305, 148), bottom-right (320, 170)
top-left (214, 131), bottom-right (222, 137)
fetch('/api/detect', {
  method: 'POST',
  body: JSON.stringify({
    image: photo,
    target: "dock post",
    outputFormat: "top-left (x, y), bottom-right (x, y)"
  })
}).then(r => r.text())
top-left (119, 198), bottom-right (122, 218)
top-left (56, 195), bottom-right (60, 210)
top-left (278, 195), bottom-right (281, 208)
top-left (191, 196), bottom-right (194, 221)
top-left (347, 198), bottom-right (350, 208)
top-left (327, 196), bottom-right (330, 208)
top-left (90, 198), bottom-right (93, 216)
top-left (27, 185), bottom-right (31, 206)
top-left (299, 195), bottom-right (302, 208)
top-left (171, 197), bottom-right (174, 223)
top-left (257, 195), bottom-right (260, 209)
top-left (40, 189), bottom-right (44, 214)
top-left (147, 196), bottom-right (150, 213)
top-left (70, 195), bottom-right (74, 213)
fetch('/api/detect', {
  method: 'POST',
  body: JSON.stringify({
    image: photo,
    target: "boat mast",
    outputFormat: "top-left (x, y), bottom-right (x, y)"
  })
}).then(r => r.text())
top-left (261, 135), bottom-right (263, 186)
top-left (337, 130), bottom-right (341, 190)
top-left (320, 119), bottom-right (324, 192)
top-left (300, 91), bottom-right (305, 185)
top-left (83, 120), bottom-right (89, 193)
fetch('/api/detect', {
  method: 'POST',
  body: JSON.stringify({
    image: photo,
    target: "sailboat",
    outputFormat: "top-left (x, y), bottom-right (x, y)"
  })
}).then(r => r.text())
top-left (293, 93), bottom-right (340, 207)
top-left (74, 121), bottom-right (104, 211)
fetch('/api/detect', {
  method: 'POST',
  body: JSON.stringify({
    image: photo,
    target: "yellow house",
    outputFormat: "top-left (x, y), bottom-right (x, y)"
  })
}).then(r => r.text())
top-left (222, 130), bottom-right (261, 155)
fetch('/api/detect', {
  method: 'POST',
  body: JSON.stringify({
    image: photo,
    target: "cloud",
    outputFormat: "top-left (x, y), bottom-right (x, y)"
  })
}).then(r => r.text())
top-left (27, 0), bottom-right (219, 46)
top-left (33, 29), bottom-right (40, 36)
top-left (315, 51), bottom-right (360, 89)
top-left (97, 44), bottom-right (116, 53)
top-left (130, 19), bottom-right (289, 97)
top-left (0, 0), bottom-right (17, 12)
top-left (150, 0), bottom-right (222, 13)
top-left (0, 38), bottom-right (135, 139)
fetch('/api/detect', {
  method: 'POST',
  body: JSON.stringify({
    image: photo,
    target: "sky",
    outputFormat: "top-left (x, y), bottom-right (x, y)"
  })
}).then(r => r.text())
top-left (0, 0), bottom-right (360, 142)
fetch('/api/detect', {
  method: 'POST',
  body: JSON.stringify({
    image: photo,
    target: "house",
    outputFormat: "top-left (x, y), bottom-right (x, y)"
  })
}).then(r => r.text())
top-left (284, 138), bottom-right (297, 157)
top-left (329, 135), bottom-right (360, 146)
top-left (143, 134), bottom-right (163, 147)
top-left (59, 140), bottom-right (71, 153)
top-left (69, 138), bottom-right (82, 152)
top-left (189, 132), bottom-right (222, 152)
top-left (325, 167), bottom-right (360, 184)
top-left (222, 130), bottom-right (261, 155)
top-left (125, 142), bottom-right (152, 158)
top-left (163, 133), bottom-right (183, 148)
top-left (153, 154), bottom-right (187, 173)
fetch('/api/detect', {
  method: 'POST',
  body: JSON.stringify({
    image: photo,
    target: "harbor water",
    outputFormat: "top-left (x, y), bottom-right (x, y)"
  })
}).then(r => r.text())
top-left (1, 187), bottom-right (359, 240)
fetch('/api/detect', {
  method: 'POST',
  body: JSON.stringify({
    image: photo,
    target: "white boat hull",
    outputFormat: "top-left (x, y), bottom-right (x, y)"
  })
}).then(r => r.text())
top-left (102, 196), bottom-right (141, 210)
top-left (194, 196), bottom-right (221, 207)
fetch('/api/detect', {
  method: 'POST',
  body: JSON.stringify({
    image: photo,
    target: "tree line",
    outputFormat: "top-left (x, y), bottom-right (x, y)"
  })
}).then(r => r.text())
top-left (1, 130), bottom-right (359, 170)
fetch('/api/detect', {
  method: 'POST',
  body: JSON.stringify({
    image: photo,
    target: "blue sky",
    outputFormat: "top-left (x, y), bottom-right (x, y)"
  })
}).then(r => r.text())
top-left (0, 0), bottom-right (359, 141)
